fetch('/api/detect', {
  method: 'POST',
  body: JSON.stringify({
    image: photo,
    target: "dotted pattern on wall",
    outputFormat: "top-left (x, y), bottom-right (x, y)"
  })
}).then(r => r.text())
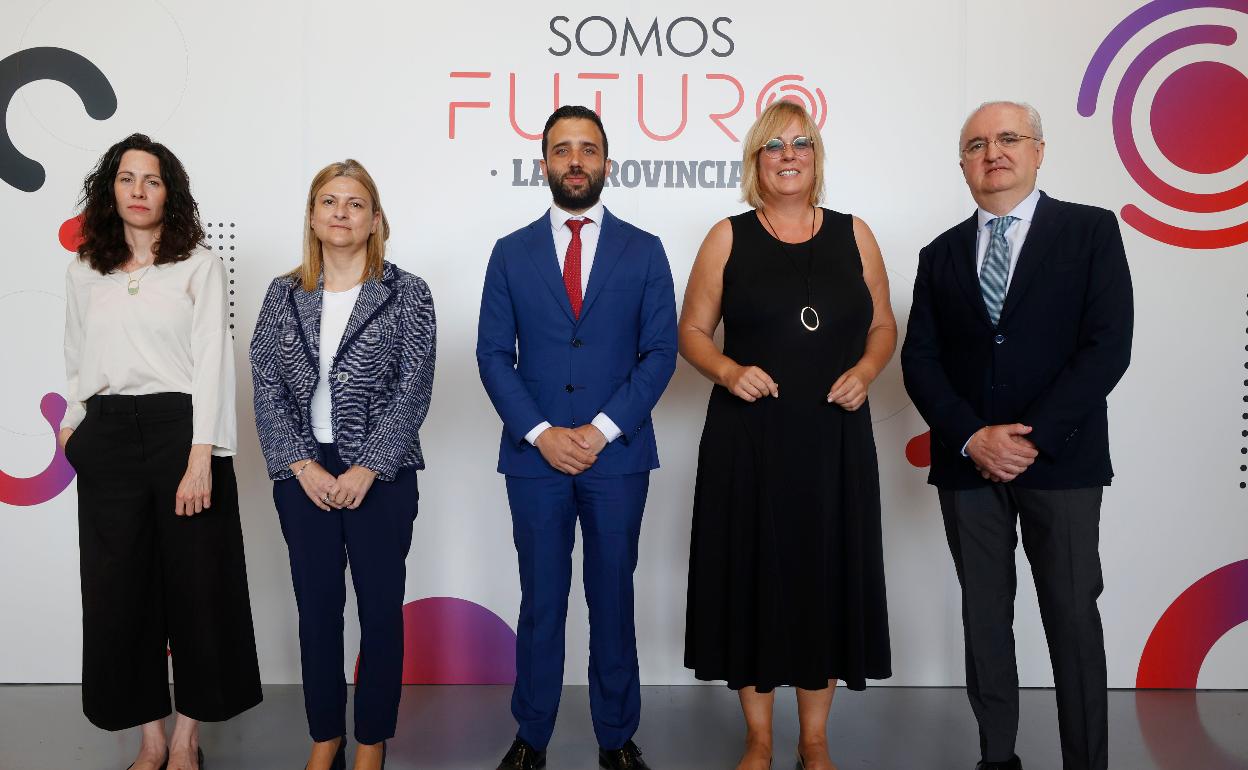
top-left (206, 220), bottom-right (237, 335)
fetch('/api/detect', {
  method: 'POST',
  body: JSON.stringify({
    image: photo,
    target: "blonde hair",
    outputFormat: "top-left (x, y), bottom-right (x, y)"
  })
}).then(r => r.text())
top-left (739, 100), bottom-right (824, 209)
top-left (293, 159), bottom-right (390, 292)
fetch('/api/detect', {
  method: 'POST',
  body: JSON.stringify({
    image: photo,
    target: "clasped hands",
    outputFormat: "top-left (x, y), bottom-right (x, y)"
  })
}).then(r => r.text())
top-left (535, 424), bottom-right (608, 475)
top-left (967, 423), bottom-right (1038, 483)
top-left (723, 363), bottom-right (871, 411)
top-left (290, 460), bottom-right (377, 511)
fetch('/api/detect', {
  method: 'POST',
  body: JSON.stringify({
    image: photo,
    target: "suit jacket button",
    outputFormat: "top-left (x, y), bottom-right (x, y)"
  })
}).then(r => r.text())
top-left (994, 333), bottom-right (1006, 344)
top-left (565, 384), bottom-right (574, 393)
top-left (571, 338), bottom-right (583, 347)
top-left (337, 371), bottom-right (351, 383)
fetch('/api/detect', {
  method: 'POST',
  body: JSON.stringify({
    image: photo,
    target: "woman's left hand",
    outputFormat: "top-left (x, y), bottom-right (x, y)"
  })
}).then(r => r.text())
top-left (175, 444), bottom-right (214, 516)
top-left (827, 366), bottom-right (872, 411)
top-left (334, 465), bottom-right (378, 510)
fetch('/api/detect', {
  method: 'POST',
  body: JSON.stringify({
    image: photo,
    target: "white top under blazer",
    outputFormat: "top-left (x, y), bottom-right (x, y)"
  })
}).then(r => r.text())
top-left (310, 282), bottom-right (362, 443)
top-left (62, 249), bottom-right (237, 456)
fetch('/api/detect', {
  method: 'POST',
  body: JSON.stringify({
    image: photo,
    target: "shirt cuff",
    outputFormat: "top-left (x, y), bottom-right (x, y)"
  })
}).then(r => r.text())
top-left (525, 421), bottom-right (552, 446)
top-left (592, 413), bottom-right (622, 443)
top-left (61, 401), bottom-right (86, 431)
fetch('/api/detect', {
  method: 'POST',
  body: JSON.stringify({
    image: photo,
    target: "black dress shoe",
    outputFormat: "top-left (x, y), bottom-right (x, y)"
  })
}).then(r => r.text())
top-left (599, 740), bottom-right (651, 769)
top-left (975, 756), bottom-right (1022, 770)
top-left (497, 738), bottom-right (546, 770)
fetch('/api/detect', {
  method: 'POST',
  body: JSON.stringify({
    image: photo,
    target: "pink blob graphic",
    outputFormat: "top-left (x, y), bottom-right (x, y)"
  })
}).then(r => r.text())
top-left (1137, 559), bottom-right (1248, 688)
top-left (1151, 61), bottom-right (1248, 174)
top-left (354, 597), bottom-right (517, 685)
top-left (0, 393), bottom-right (76, 507)
top-left (58, 215), bottom-right (84, 252)
top-left (904, 431), bottom-right (931, 468)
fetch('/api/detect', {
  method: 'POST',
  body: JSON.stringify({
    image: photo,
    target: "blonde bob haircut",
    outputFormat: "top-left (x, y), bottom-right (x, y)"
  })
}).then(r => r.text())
top-left (293, 159), bottom-right (390, 292)
top-left (739, 100), bottom-right (825, 210)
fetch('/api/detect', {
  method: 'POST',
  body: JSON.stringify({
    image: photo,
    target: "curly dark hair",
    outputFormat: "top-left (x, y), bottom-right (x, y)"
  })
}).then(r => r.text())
top-left (77, 133), bottom-right (205, 274)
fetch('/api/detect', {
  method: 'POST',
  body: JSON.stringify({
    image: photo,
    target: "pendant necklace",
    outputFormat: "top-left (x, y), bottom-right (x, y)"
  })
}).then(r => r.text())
top-left (759, 206), bottom-right (820, 331)
top-left (123, 264), bottom-right (154, 296)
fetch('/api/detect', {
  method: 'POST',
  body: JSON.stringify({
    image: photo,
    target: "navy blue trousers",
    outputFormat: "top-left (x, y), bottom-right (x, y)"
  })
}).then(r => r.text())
top-left (506, 471), bottom-right (649, 751)
top-left (274, 443), bottom-right (418, 745)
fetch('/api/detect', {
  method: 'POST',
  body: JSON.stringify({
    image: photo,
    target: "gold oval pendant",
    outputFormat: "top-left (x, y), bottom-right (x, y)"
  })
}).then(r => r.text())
top-left (801, 306), bottom-right (819, 331)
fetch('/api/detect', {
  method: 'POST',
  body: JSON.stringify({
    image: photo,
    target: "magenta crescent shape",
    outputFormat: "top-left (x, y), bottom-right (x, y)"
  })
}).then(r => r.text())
top-left (0, 392), bottom-right (76, 507)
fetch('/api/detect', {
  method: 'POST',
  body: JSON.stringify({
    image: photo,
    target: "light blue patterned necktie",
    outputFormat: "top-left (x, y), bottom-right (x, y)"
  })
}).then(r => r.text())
top-left (979, 215), bottom-right (1017, 326)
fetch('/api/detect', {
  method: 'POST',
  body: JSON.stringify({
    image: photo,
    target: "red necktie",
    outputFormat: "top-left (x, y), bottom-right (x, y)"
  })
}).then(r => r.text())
top-left (563, 218), bottom-right (591, 319)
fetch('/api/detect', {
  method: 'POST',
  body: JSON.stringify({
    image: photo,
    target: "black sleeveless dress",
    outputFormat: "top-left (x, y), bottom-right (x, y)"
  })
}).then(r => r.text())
top-left (683, 209), bottom-right (891, 692)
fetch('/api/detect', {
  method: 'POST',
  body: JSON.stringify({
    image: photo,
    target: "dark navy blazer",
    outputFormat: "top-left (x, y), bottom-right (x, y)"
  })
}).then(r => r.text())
top-left (901, 192), bottom-right (1133, 490)
top-left (250, 261), bottom-right (436, 482)
top-left (476, 208), bottom-right (677, 478)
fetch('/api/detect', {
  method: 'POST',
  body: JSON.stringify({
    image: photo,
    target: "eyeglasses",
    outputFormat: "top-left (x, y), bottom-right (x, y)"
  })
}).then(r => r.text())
top-left (961, 133), bottom-right (1041, 158)
top-left (761, 136), bottom-right (815, 158)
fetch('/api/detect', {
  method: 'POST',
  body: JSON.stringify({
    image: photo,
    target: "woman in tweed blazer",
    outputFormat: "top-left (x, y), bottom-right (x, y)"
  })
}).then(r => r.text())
top-left (250, 159), bottom-right (435, 770)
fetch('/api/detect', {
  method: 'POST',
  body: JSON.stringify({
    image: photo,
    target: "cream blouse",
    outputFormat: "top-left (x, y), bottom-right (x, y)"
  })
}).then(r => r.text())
top-left (62, 249), bottom-right (237, 456)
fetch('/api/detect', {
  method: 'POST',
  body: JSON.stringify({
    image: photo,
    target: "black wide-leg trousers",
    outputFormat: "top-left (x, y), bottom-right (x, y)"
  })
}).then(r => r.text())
top-left (68, 393), bottom-right (262, 731)
top-left (938, 484), bottom-right (1108, 770)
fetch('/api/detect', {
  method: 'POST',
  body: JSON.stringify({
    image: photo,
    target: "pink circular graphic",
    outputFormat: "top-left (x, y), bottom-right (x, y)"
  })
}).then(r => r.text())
top-left (1152, 61), bottom-right (1248, 174)
top-left (1135, 560), bottom-right (1248, 769)
top-left (1136, 559), bottom-right (1248, 688)
top-left (1078, 0), bottom-right (1248, 249)
top-left (0, 392), bottom-right (76, 507)
top-left (354, 597), bottom-right (516, 685)
top-left (754, 75), bottom-right (828, 129)
top-left (58, 214), bottom-right (84, 252)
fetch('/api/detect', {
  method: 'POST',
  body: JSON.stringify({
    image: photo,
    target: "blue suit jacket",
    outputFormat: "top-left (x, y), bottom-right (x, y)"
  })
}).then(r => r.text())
top-left (251, 262), bottom-right (436, 482)
top-left (476, 208), bottom-right (677, 478)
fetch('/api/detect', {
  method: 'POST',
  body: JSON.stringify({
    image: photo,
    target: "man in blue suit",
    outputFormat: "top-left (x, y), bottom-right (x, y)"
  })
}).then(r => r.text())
top-left (477, 105), bottom-right (677, 770)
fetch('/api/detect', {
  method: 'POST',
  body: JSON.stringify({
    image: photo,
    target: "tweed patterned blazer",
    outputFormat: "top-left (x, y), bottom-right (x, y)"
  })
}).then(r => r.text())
top-left (250, 261), bottom-right (436, 481)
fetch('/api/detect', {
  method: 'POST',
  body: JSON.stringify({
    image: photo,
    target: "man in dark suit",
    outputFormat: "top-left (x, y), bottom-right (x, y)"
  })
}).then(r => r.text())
top-left (477, 105), bottom-right (677, 770)
top-left (901, 101), bottom-right (1133, 770)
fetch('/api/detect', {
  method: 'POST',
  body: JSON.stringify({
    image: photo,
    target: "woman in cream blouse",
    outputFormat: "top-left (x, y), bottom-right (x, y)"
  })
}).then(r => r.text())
top-left (61, 133), bottom-right (261, 770)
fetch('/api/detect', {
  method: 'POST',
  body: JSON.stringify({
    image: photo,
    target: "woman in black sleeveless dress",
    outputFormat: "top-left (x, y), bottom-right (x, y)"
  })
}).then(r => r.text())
top-left (680, 101), bottom-right (895, 770)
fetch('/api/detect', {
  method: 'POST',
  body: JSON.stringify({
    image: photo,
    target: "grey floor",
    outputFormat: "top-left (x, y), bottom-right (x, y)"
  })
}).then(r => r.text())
top-left (1, 685), bottom-right (1245, 769)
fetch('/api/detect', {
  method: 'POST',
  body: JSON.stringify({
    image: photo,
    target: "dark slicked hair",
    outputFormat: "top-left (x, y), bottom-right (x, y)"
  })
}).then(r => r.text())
top-left (77, 133), bottom-right (205, 274)
top-left (541, 105), bottom-right (608, 160)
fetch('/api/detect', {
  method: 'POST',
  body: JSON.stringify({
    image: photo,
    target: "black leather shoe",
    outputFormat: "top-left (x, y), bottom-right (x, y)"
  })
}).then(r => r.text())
top-left (976, 756), bottom-right (1022, 770)
top-left (599, 740), bottom-right (650, 769)
top-left (497, 738), bottom-right (546, 770)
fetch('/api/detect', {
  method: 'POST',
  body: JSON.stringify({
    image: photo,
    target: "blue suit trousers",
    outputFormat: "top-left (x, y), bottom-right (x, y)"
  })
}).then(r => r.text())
top-left (274, 442), bottom-right (418, 745)
top-left (506, 471), bottom-right (649, 751)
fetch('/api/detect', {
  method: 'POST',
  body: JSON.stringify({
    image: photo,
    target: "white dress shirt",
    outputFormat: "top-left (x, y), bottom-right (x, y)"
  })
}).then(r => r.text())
top-left (62, 249), bottom-right (237, 456)
top-left (974, 187), bottom-right (1041, 290)
top-left (310, 283), bottom-right (362, 443)
top-left (525, 201), bottom-right (622, 446)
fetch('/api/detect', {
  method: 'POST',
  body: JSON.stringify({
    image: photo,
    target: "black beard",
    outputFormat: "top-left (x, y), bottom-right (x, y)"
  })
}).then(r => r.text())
top-left (549, 166), bottom-right (605, 211)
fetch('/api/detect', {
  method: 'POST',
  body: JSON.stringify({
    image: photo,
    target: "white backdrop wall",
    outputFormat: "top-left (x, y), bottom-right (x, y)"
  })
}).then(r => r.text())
top-left (2, 0), bottom-right (1246, 689)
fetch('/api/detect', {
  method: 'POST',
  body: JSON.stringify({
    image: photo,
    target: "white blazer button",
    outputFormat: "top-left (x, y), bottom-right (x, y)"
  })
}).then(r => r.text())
top-left (336, 372), bottom-right (350, 384)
